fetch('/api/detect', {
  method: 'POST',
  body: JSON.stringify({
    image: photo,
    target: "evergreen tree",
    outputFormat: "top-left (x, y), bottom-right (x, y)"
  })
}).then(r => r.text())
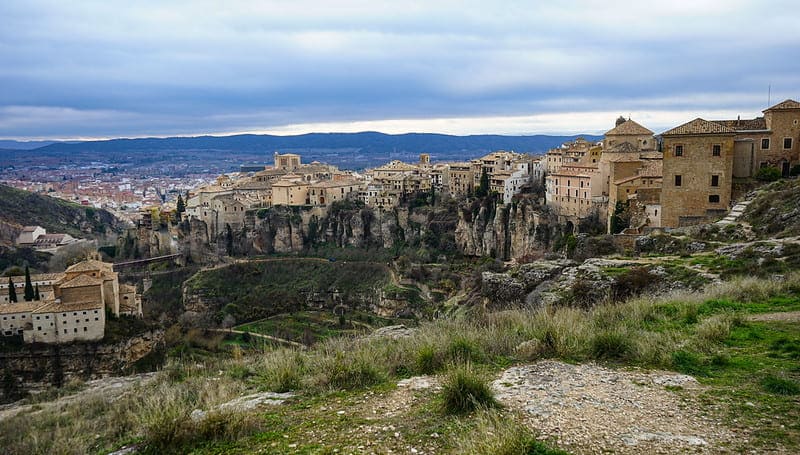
top-left (176, 194), bottom-right (186, 214)
top-left (476, 168), bottom-right (489, 197)
top-left (225, 223), bottom-right (234, 256)
top-left (7, 276), bottom-right (17, 303)
top-left (34, 284), bottom-right (41, 301)
top-left (23, 266), bottom-right (34, 302)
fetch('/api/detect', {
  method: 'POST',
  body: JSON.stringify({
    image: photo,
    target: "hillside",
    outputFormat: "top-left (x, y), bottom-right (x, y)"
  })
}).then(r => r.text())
top-left (0, 184), bottom-right (126, 244)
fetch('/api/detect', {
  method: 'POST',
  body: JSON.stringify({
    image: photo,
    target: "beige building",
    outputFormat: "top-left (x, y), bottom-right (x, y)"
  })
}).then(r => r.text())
top-left (0, 257), bottom-right (142, 343)
top-left (660, 118), bottom-right (735, 228)
top-left (447, 162), bottom-right (474, 197)
top-left (274, 152), bottom-right (301, 171)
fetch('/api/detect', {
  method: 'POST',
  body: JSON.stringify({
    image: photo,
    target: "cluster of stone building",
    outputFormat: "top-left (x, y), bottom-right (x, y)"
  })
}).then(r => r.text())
top-left (139, 99), bottom-right (799, 237)
top-left (166, 150), bottom-right (542, 237)
top-left (0, 255), bottom-right (141, 344)
top-left (544, 99), bottom-right (800, 231)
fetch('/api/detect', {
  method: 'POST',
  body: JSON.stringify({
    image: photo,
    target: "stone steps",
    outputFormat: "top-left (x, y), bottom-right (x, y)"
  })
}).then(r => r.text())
top-left (716, 199), bottom-right (753, 226)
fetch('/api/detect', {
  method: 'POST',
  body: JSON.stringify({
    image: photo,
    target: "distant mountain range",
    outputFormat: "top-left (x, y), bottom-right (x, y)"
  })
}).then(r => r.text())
top-left (2, 132), bottom-right (603, 170)
top-left (0, 140), bottom-right (58, 150)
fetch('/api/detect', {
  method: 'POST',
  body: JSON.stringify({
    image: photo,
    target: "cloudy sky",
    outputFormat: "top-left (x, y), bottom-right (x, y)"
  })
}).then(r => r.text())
top-left (1, 0), bottom-right (798, 140)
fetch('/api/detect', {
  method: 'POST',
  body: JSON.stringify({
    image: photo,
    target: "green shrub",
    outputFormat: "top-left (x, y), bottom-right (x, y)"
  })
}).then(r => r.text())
top-left (416, 345), bottom-right (442, 374)
top-left (440, 364), bottom-right (497, 414)
top-left (319, 353), bottom-right (384, 390)
top-left (761, 375), bottom-right (800, 395)
top-left (591, 329), bottom-right (632, 360)
top-left (755, 166), bottom-right (782, 182)
top-left (790, 164), bottom-right (800, 177)
top-left (447, 336), bottom-right (484, 363)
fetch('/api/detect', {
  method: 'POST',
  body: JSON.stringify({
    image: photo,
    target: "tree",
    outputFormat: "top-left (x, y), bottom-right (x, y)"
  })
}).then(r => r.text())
top-left (615, 115), bottom-right (627, 127)
top-left (7, 276), bottom-right (17, 303)
top-left (23, 266), bottom-right (34, 302)
top-left (610, 201), bottom-right (630, 234)
top-left (34, 284), bottom-right (41, 301)
top-left (176, 194), bottom-right (186, 214)
top-left (225, 223), bottom-right (234, 256)
top-left (476, 168), bottom-right (489, 197)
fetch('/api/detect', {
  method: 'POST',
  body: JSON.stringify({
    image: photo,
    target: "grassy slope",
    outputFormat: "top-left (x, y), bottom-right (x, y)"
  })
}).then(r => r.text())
top-left (2, 273), bottom-right (798, 454)
top-left (184, 260), bottom-right (393, 323)
top-left (744, 178), bottom-right (800, 238)
top-left (0, 184), bottom-right (122, 240)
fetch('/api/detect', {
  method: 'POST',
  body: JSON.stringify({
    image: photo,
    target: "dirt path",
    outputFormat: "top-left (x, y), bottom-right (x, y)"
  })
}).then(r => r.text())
top-left (206, 328), bottom-right (307, 349)
top-left (493, 360), bottom-right (736, 454)
top-left (748, 311), bottom-right (800, 322)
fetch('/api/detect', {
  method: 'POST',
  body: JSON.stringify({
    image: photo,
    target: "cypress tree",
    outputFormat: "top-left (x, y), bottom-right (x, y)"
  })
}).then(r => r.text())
top-left (23, 266), bottom-right (35, 302)
top-left (476, 168), bottom-right (489, 197)
top-left (7, 276), bottom-right (17, 303)
top-left (34, 284), bottom-right (41, 301)
top-left (176, 194), bottom-right (186, 214)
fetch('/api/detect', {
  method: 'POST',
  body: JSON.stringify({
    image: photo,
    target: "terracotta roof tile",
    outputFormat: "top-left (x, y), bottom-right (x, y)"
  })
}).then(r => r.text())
top-left (605, 119), bottom-right (654, 136)
top-left (661, 118), bottom-right (735, 136)
top-left (59, 274), bottom-right (104, 289)
top-left (713, 117), bottom-right (768, 131)
top-left (65, 260), bottom-right (113, 273)
top-left (764, 99), bottom-right (800, 111)
top-left (33, 300), bottom-right (105, 313)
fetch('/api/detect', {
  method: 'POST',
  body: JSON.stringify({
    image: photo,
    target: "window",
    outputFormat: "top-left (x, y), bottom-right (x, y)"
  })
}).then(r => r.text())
top-left (675, 145), bottom-right (683, 157)
top-left (84, 327), bottom-right (88, 332)
top-left (675, 175), bottom-right (682, 186)
top-left (761, 138), bottom-right (770, 149)
top-left (74, 328), bottom-right (77, 333)
top-left (711, 175), bottom-right (719, 187)
top-left (712, 144), bottom-right (721, 156)
top-left (785, 138), bottom-right (793, 149)
top-left (709, 195), bottom-right (720, 203)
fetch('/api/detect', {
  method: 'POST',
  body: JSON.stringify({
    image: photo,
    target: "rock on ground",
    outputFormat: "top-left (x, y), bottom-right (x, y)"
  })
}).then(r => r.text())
top-left (493, 361), bottom-right (735, 454)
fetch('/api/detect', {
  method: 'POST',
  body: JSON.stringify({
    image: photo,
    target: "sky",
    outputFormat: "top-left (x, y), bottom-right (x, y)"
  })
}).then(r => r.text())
top-left (1, 0), bottom-right (799, 140)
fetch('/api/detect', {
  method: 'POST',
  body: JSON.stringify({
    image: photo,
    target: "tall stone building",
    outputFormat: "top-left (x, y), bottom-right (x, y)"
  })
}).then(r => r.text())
top-left (660, 118), bottom-right (735, 228)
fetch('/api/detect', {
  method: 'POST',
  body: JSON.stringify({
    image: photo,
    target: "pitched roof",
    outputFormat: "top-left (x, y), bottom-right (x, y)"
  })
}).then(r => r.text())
top-left (713, 117), bottom-right (768, 131)
top-left (764, 99), bottom-right (800, 112)
top-left (59, 274), bottom-right (104, 289)
top-left (661, 118), bottom-right (735, 136)
top-left (66, 260), bottom-right (112, 273)
top-left (605, 119), bottom-right (654, 136)
top-left (33, 300), bottom-right (104, 313)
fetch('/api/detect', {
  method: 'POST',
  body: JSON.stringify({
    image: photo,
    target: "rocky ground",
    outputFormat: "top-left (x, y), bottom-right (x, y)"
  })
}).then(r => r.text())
top-left (0, 373), bottom-right (156, 423)
top-left (493, 361), bottom-right (737, 454)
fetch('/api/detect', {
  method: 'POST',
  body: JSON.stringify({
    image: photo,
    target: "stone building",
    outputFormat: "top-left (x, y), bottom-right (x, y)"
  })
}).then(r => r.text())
top-left (0, 257), bottom-right (142, 343)
top-left (660, 118), bottom-right (735, 228)
top-left (447, 162), bottom-right (474, 197)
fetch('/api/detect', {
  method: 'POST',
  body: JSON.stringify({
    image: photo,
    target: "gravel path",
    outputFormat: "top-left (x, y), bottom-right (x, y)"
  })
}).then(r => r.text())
top-left (493, 361), bottom-right (737, 454)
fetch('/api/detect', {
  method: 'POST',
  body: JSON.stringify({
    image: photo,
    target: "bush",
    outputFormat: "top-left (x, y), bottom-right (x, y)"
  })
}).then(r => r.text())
top-left (416, 345), bottom-right (442, 374)
top-left (761, 375), bottom-right (800, 395)
top-left (591, 329), bottom-right (632, 360)
top-left (317, 353), bottom-right (384, 390)
top-left (447, 336), bottom-right (484, 364)
top-left (610, 267), bottom-right (656, 302)
top-left (790, 164), bottom-right (800, 177)
top-left (440, 364), bottom-right (497, 414)
top-left (755, 166), bottom-right (782, 182)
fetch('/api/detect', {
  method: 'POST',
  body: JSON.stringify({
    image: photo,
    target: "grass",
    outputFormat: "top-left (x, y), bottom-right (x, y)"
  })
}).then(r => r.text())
top-left (2, 272), bottom-right (799, 453)
top-left (440, 364), bottom-right (497, 414)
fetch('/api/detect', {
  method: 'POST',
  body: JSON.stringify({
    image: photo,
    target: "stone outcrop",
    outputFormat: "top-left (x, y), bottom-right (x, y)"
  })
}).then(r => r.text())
top-left (455, 197), bottom-right (561, 260)
top-left (0, 330), bottom-right (164, 401)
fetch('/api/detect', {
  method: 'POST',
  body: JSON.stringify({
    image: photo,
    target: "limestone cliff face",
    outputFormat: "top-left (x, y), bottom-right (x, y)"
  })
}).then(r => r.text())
top-left (0, 330), bottom-right (164, 401)
top-left (179, 197), bottom-right (552, 261)
top-left (456, 198), bottom-right (558, 260)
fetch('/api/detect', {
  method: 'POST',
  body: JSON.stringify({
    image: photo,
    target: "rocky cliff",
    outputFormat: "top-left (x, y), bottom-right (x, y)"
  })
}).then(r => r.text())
top-left (1, 330), bottom-right (164, 402)
top-left (455, 196), bottom-right (562, 260)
